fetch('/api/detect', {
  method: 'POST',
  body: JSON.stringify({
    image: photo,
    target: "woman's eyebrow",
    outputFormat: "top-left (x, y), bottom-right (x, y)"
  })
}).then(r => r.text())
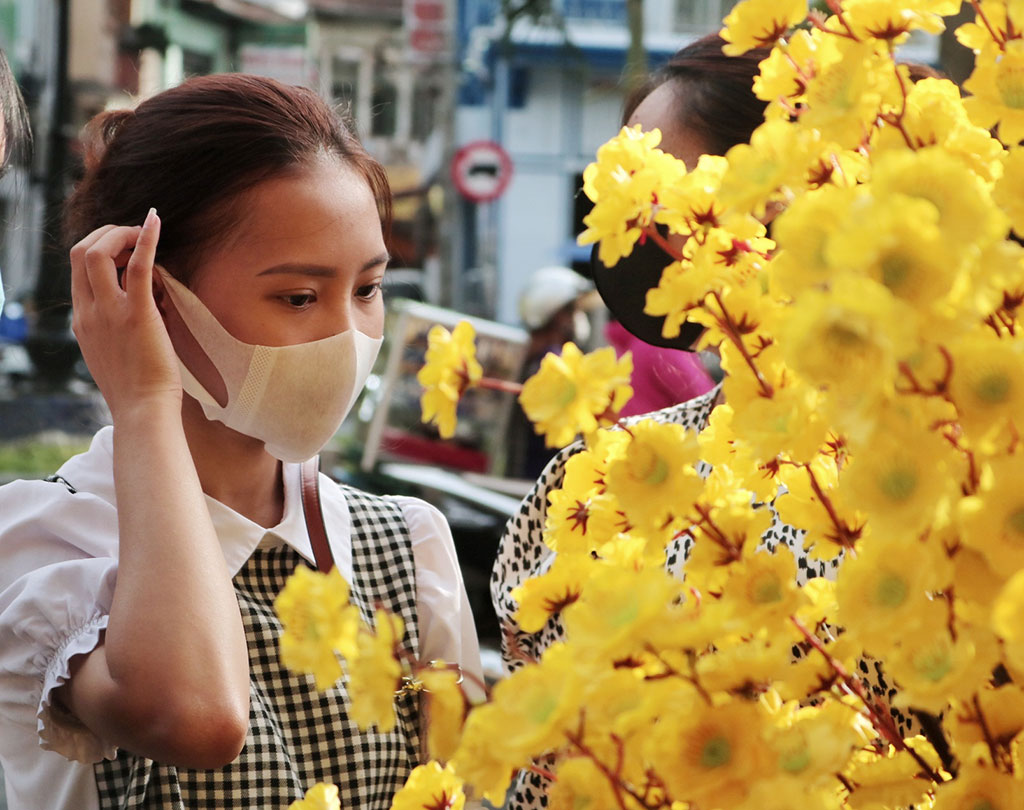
top-left (256, 253), bottom-right (391, 277)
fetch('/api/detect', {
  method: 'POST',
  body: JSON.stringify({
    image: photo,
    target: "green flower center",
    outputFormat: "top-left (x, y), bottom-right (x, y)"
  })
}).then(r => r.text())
top-left (875, 573), bottom-right (908, 608)
top-left (998, 63), bottom-right (1024, 109)
top-left (975, 372), bottom-right (1011, 404)
top-left (1007, 507), bottom-right (1024, 537)
top-left (914, 647), bottom-right (953, 683)
top-left (879, 467), bottom-right (918, 502)
top-left (972, 801), bottom-right (997, 810)
top-left (627, 445), bottom-right (669, 485)
top-left (529, 692), bottom-right (559, 725)
top-left (752, 575), bottom-right (783, 604)
top-left (827, 323), bottom-right (867, 349)
top-left (608, 598), bottom-right (639, 630)
top-left (556, 381), bottom-right (579, 408)
top-left (780, 748), bottom-right (811, 773)
top-left (880, 253), bottom-right (911, 291)
top-left (700, 735), bottom-right (732, 769)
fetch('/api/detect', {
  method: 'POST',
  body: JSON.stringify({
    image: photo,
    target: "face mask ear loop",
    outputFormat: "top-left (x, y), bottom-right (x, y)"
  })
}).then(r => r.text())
top-left (155, 266), bottom-right (231, 407)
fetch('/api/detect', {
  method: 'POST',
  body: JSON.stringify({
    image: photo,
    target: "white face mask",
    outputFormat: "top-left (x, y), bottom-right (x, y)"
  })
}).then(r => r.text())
top-left (157, 267), bottom-right (382, 463)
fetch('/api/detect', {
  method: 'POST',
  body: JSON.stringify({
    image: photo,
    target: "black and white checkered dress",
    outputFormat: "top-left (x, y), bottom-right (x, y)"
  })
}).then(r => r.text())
top-left (491, 387), bottom-right (916, 810)
top-left (94, 486), bottom-right (421, 810)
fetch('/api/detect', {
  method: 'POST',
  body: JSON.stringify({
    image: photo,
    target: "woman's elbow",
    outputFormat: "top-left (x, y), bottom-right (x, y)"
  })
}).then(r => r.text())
top-left (121, 692), bottom-right (251, 769)
top-left (157, 698), bottom-right (251, 769)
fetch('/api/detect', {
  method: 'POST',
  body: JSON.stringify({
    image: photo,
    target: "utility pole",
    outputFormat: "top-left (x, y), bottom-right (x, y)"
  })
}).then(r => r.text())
top-left (27, 0), bottom-right (77, 386)
top-left (624, 0), bottom-right (646, 92)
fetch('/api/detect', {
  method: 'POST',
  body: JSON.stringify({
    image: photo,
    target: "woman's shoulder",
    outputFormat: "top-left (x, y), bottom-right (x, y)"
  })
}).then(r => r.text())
top-left (0, 428), bottom-right (119, 567)
top-left (326, 480), bottom-right (447, 533)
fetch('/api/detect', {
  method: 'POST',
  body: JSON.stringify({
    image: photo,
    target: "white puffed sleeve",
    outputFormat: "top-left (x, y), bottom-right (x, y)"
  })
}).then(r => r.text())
top-left (0, 479), bottom-right (121, 765)
top-left (396, 496), bottom-right (484, 700)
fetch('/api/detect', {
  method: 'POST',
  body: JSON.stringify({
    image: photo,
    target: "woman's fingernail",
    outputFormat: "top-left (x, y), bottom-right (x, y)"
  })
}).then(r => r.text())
top-left (144, 207), bottom-right (158, 227)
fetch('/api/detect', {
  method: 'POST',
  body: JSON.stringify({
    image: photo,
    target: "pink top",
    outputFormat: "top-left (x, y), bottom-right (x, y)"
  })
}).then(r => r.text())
top-left (605, 320), bottom-right (714, 418)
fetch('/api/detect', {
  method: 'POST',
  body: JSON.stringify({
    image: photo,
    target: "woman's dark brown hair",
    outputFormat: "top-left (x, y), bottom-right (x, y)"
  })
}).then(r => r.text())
top-left (623, 33), bottom-right (772, 156)
top-left (64, 73), bottom-right (391, 285)
top-left (623, 34), bottom-right (945, 157)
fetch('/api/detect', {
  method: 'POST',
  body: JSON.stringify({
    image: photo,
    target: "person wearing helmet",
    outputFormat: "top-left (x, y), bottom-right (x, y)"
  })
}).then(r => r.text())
top-left (517, 266), bottom-right (593, 362)
top-left (508, 266), bottom-right (594, 479)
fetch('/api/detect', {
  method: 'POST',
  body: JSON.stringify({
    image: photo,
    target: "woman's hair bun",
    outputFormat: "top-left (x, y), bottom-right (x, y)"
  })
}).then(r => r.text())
top-left (78, 107), bottom-right (135, 172)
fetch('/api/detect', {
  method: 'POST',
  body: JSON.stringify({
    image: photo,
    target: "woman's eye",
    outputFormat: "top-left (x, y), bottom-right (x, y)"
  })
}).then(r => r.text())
top-left (356, 283), bottom-right (382, 302)
top-left (282, 293), bottom-right (316, 308)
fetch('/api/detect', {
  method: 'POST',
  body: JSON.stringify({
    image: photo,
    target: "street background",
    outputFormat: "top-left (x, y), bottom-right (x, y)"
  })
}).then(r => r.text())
top-left (0, 1), bottom-right (976, 805)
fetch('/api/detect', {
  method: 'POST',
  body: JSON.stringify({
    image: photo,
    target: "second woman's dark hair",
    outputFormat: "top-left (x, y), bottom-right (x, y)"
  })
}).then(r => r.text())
top-left (64, 73), bottom-right (391, 285)
top-left (623, 33), bottom-right (772, 156)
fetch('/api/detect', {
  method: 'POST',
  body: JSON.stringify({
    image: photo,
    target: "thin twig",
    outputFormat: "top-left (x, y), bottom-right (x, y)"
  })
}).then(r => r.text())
top-left (791, 616), bottom-right (943, 784)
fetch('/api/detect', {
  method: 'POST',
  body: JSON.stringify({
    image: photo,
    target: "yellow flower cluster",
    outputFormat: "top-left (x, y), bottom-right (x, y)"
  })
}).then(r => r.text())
top-left (417, 321), bottom-right (482, 439)
top-left (286, 1), bottom-right (1024, 808)
top-left (274, 568), bottom-right (413, 731)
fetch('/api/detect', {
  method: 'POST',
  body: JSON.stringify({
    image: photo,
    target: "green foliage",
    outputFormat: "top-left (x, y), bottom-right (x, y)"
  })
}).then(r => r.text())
top-left (0, 435), bottom-right (89, 475)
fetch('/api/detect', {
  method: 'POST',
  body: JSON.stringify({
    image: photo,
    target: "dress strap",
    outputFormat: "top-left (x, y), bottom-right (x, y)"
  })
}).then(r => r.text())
top-left (299, 456), bottom-right (333, 573)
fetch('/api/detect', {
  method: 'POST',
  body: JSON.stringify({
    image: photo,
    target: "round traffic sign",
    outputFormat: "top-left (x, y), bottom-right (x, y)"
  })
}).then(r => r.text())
top-left (451, 140), bottom-right (513, 203)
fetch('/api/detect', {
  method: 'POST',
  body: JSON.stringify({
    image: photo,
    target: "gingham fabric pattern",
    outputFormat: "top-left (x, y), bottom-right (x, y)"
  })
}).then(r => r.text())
top-left (94, 485), bottom-right (421, 810)
top-left (491, 388), bottom-right (918, 810)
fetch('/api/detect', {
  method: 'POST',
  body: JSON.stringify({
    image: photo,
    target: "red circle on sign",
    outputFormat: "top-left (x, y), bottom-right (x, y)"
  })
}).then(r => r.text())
top-left (451, 140), bottom-right (513, 203)
top-left (413, 0), bottom-right (445, 22)
top-left (410, 28), bottom-right (447, 53)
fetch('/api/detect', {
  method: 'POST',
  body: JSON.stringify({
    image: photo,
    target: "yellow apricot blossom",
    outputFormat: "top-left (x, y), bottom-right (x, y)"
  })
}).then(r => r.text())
top-left (721, 0), bottom-right (806, 56)
top-left (931, 764), bottom-right (1024, 810)
top-left (288, 783), bottom-right (341, 810)
top-left (958, 453), bottom-right (1024, 574)
top-left (511, 552), bottom-right (589, 633)
top-left (603, 419), bottom-right (703, 533)
top-left (948, 331), bottom-right (1024, 442)
top-left (518, 343), bottom-right (633, 448)
top-left (390, 762), bottom-right (465, 810)
top-left (994, 145), bottom-right (1024, 236)
top-left (646, 697), bottom-right (774, 807)
top-left (964, 39), bottom-right (1024, 146)
top-left (274, 565), bottom-right (359, 691)
top-left (417, 321), bottom-right (482, 439)
top-left (578, 125), bottom-right (687, 267)
top-left (346, 609), bottom-right (404, 732)
top-left (419, 665), bottom-right (468, 763)
top-left (836, 536), bottom-right (949, 653)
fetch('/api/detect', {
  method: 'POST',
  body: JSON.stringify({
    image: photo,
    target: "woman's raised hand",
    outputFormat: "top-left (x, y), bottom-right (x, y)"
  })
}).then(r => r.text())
top-left (70, 209), bottom-right (182, 421)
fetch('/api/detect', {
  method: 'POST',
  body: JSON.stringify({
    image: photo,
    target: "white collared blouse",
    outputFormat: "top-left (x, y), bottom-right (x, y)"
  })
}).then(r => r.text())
top-left (0, 426), bottom-right (482, 810)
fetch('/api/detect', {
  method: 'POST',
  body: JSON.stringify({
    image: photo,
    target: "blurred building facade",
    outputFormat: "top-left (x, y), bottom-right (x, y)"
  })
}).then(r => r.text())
top-left (0, 0), bottom-right (946, 344)
top-left (452, 0), bottom-right (740, 324)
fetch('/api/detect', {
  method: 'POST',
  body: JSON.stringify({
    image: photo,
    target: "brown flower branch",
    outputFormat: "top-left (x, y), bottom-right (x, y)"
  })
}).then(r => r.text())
top-left (707, 290), bottom-right (775, 398)
top-left (791, 615), bottom-right (943, 784)
top-left (641, 223), bottom-right (687, 263)
top-left (878, 60), bottom-right (917, 150)
top-left (563, 726), bottom-right (668, 810)
top-left (969, 0), bottom-right (1006, 47)
top-left (896, 346), bottom-right (954, 400)
top-left (804, 463), bottom-right (864, 549)
top-left (971, 693), bottom-right (1013, 773)
top-left (690, 502), bottom-right (746, 564)
top-left (478, 376), bottom-right (524, 395)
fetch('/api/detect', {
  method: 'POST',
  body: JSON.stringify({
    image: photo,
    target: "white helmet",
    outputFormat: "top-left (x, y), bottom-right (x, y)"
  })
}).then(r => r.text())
top-left (518, 266), bottom-right (594, 330)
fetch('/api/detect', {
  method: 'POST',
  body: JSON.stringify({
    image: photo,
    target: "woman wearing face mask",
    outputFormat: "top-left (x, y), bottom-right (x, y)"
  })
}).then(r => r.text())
top-left (490, 35), bottom-right (942, 810)
top-left (0, 74), bottom-right (481, 810)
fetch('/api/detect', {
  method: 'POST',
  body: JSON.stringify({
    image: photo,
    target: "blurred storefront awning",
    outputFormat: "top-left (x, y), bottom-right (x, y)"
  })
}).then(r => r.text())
top-left (310, 0), bottom-right (402, 19)
top-left (187, 0), bottom-right (309, 23)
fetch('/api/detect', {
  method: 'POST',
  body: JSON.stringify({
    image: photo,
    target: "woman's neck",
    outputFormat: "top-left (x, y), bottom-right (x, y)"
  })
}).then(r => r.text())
top-left (180, 397), bottom-right (285, 528)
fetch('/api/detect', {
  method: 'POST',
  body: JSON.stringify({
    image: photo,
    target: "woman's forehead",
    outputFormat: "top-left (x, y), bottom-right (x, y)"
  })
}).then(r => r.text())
top-left (628, 82), bottom-right (710, 170)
